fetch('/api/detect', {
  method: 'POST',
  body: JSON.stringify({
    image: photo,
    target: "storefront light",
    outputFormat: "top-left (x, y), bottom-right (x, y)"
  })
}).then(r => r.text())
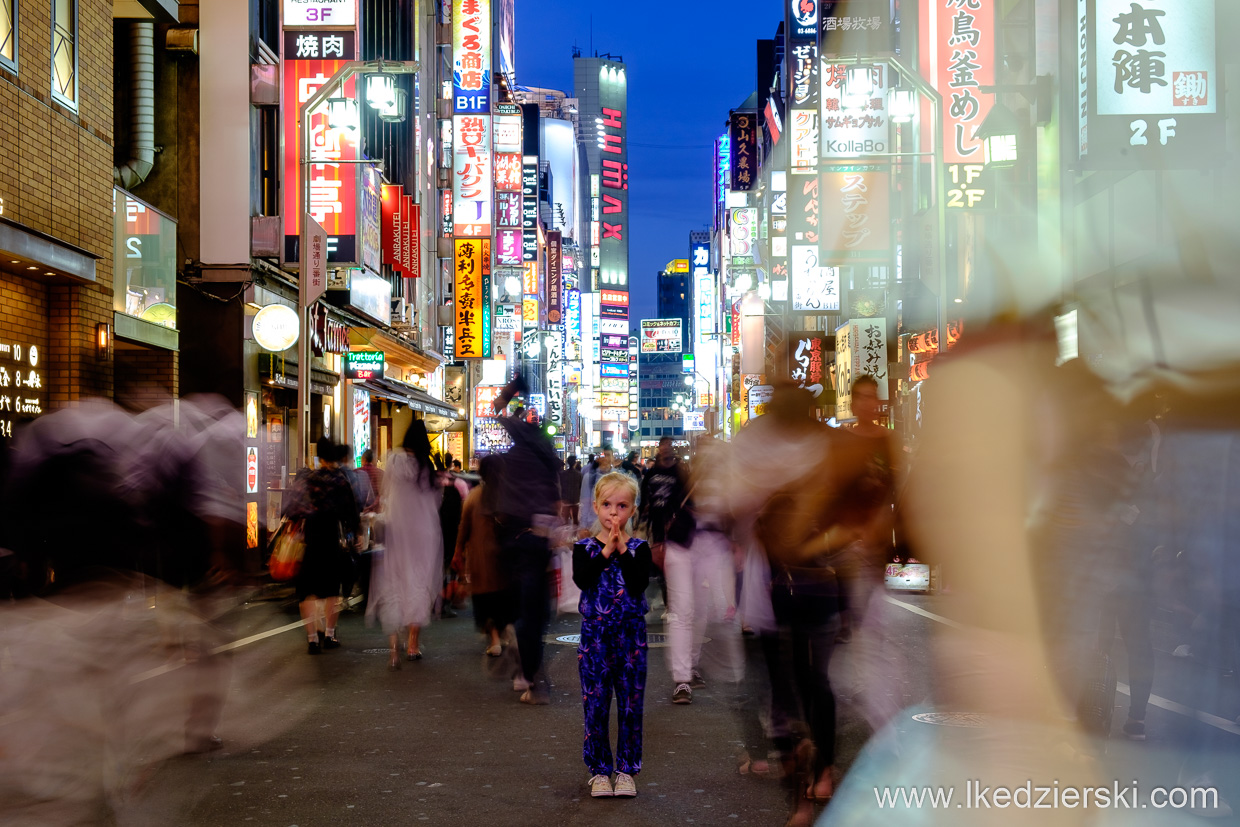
top-left (977, 102), bottom-right (1021, 167)
top-left (367, 74), bottom-right (396, 111)
top-left (326, 97), bottom-right (359, 133)
top-left (888, 89), bottom-right (916, 124)
top-left (734, 272), bottom-right (753, 292)
top-left (842, 66), bottom-right (875, 111)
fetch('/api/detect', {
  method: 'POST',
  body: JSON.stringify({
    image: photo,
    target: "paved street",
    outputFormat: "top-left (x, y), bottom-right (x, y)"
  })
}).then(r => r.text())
top-left (135, 588), bottom-right (940, 827)
top-left (117, 586), bottom-right (1240, 826)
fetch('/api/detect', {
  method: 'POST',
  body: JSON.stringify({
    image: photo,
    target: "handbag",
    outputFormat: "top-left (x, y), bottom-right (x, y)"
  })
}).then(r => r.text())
top-left (268, 518), bottom-right (306, 581)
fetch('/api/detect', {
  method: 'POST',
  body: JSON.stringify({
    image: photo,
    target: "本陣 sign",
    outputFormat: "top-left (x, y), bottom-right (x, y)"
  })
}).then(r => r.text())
top-left (1078, 0), bottom-right (1221, 168)
top-left (454, 239), bottom-right (486, 358)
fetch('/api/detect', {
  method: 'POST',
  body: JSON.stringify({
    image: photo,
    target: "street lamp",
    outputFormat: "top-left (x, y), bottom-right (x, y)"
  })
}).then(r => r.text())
top-left (296, 59), bottom-right (418, 475)
top-left (976, 102), bottom-right (1021, 167)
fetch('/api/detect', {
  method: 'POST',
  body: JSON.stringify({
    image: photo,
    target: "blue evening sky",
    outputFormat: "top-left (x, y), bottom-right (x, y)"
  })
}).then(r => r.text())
top-left (515, 0), bottom-right (781, 321)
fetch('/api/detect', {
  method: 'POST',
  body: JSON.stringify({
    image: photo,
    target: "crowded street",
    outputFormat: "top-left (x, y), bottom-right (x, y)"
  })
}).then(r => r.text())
top-left (4, 0), bottom-right (1240, 823)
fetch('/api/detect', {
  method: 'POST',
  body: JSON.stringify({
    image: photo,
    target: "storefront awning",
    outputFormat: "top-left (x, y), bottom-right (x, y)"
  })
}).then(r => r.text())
top-left (258, 357), bottom-right (340, 396)
top-left (0, 217), bottom-right (99, 284)
top-left (360, 377), bottom-right (458, 420)
top-left (349, 328), bottom-right (443, 374)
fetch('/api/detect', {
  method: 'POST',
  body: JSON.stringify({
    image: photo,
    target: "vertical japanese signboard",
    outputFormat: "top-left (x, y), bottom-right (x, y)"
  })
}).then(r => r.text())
top-left (919, 0), bottom-right (995, 164)
top-left (1079, 0), bottom-right (1220, 168)
top-left (820, 164), bottom-right (890, 264)
top-left (360, 165), bottom-right (381, 274)
top-left (453, 114), bottom-right (492, 237)
top-left (405, 202), bottom-right (421, 278)
top-left (454, 239), bottom-right (485, 358)
top-left (281, 30), bottom-right (359, 265)
top-left (729, 111), bottom-right (758, 191)
top-left (791, 109), bottom-right (819, 174)
top-left (835, 317), bottom-right (888, 420)
top-left (453, 0), bottom-right (491, 114)
top-left (401, 194), bottom-right (415, 277)
top-left (521, 157), bottom-right (538, 261)
top-left (481, 238), bottom-right (493, 357)
top-left (546, 231), bottom-right (562, 323)
top-left (381, 184), bottom-right (404, 274)
top-left (789, 330), bottom-right (829, 399)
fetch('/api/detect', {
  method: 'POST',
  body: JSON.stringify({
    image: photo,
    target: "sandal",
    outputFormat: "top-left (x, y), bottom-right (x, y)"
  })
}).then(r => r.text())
top-left (406, 650), bottom-right (423, 661)
top-left (805, 769), bottom-right (834, 803)
top-left (485, 642), bottom-right (502, 657)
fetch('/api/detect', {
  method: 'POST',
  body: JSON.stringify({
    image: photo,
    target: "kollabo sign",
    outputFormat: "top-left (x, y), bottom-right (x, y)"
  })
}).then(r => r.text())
top-left (344, 350), bottom-right (385, 380)
top-left (820, 63), bottom-right (890, 159)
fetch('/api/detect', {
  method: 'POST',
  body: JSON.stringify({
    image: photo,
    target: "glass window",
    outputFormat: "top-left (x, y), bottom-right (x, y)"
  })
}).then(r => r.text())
top-left (0, 0), bottom-right (14, 68)
top-left (51, 0), bottom-right (74, 104)
top-left (113, 189), bottom-right (178, 329)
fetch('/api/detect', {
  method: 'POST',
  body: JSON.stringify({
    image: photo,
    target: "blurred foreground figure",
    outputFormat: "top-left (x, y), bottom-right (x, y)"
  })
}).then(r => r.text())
top-left (491, 374), bottom-right (562, 703)
top-left (367, 421), bottom-right (442, 668)
top-left (0, 397), bottom-right (244, 824)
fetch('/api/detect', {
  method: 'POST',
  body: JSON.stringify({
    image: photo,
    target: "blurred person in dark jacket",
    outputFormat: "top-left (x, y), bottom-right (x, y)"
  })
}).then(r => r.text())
top-left (284, 436), bottom-right (360, 654)
top-left (491, 374), bottom-right (561, 703)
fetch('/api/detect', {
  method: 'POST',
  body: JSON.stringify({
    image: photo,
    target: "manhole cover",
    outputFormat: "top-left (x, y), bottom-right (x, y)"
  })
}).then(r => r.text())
top-left (550, 633), bottom-right (670, 648)
top-left (362, 648), bottom-right (393, 655)
top-left (910, 712), bottom-right (989, 728)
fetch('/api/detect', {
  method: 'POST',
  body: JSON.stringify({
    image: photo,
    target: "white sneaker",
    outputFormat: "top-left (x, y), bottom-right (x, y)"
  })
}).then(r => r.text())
top-left (613, 772), bottom-right (637, 797)
top-left (589, 774), bottom-right (614, 798)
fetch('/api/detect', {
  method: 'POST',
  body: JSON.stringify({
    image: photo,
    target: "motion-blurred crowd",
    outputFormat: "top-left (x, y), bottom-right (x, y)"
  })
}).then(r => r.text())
top-left (3, 318), bottom-right (1240, 823)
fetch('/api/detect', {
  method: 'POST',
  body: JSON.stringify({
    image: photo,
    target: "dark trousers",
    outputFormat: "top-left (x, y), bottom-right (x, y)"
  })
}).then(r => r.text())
top-left (579, 616), bottom-right (648, 775)
top-left (769, 584), bottom-right (839, 770)
top-left (501, 527), bottom-right (552, 684)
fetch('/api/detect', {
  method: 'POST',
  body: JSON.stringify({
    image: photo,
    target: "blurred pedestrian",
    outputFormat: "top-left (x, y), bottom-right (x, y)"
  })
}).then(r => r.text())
top-left (560, 455), bottom-right (583, 526)
top-left (453, 455), bottom-right (514, 657)
top-left (439, 452), bottom-right (468, 617)
top-left (285, 436), bottom-right (360, 654)
top-left (367, 421), bottom-right (442, 669)
top-left (574, 471), bottom-right (652, 798)
top-left (639, 437), bottom-right (697, 703)
top-left (360, 449), bottom-right (384, 510)
top-left (491, 374), bottom-right (562, 703)
top-left (578, 448), bottom-right (614, 538)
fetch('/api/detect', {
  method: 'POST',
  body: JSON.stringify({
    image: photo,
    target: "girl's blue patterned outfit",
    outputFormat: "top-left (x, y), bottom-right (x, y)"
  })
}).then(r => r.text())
top-left (573, 536), bottom-right (652, 777)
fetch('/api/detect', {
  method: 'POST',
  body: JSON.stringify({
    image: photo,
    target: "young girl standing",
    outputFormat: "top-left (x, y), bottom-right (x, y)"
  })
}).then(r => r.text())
top-left (573, 471), bottom-right (652, 798)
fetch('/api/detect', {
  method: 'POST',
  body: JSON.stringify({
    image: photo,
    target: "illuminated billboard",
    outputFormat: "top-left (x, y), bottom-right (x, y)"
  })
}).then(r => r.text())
top-left (640, 319), bottom-right (683, 354)
top-left (453, 0), bottom-right (491, 114)
top-left (281, 30), bottom-right (359, 265)
top-left (453, 115), bottom-right (492, 237)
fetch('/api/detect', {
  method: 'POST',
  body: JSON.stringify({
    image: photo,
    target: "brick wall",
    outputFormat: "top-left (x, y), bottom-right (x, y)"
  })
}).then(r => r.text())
top-left (0, 0), bottom-right (115, 406)
top-left (114, 347), bottom-right (179, 412)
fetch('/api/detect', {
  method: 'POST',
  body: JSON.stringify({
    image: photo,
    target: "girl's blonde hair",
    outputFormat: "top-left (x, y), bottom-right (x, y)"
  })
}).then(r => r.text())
top-left (593, 470), bottom-right (638, 505)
